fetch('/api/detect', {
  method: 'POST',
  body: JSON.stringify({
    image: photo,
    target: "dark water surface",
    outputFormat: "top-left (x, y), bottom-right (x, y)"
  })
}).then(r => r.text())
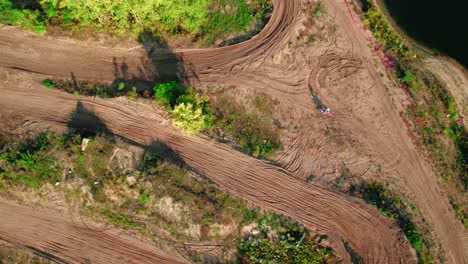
top-left (380, 0), bottom-right (468, 68)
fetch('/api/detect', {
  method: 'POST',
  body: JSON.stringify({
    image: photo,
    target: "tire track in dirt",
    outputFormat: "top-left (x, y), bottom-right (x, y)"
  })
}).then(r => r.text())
top-left (0, 73), bottom-right (416, 263)
top-left (0, 0), bottom-right (455, 262)
top-left (0, 198), bottom-right (189, 264)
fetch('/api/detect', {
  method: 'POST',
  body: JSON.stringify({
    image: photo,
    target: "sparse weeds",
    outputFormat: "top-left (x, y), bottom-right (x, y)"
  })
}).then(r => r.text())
top-left (211, 94), bottom-right (281, 157)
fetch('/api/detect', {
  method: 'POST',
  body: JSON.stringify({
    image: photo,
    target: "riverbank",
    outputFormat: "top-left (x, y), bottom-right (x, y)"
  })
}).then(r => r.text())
top-left (372, 0), bottom-right (467, 126)
top-left (375, 0), bottom-right (467, 69)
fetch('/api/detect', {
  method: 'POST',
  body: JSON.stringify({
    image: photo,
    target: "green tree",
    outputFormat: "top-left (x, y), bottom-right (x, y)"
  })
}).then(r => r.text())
top-left (153, 81), bottom-right (184, 107)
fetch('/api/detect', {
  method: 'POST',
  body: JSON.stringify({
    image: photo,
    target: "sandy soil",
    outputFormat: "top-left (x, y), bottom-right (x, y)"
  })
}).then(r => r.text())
top-left (0, 0), bottom-right (466, 262)
top-left (0, 198), bottom-right (189, 263)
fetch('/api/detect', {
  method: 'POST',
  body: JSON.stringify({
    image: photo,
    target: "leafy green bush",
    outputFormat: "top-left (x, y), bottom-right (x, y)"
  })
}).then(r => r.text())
top-left (172, 102), bottom-right (212, 134)
top-left (37, 0), bottom-right (210, 34)
top-left (0, 0), bottom-right (46, 32)
top-left (41, 79), bottom-right (55, 88)
top-left (153, 81), bottom-right (185, 107)
top-left (153, 82), bottom-right (213, 134)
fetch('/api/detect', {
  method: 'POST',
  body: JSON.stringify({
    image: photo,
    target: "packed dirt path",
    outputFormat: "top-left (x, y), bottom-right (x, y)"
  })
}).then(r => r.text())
top-left (0, 0), bottom-right (466, 262)
top-left (0, 69), bottom-right (414, 263)
top-left (0, 198), bottom-right (189, 264)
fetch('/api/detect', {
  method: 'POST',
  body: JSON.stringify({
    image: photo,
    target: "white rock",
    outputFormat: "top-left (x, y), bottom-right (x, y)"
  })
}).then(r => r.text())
top-left (81, 138), bottom-right (90, 151)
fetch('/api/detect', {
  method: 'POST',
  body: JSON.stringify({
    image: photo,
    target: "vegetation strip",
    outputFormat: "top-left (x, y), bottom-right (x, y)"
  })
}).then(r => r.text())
top-left (44, 79), bottom-right (282, 157)
top-left (353, 0), bottom-right (467, 225)
top-left (0, 132), bottom-right (332, 263)
top-left (0, 0), bottom-right (271, 45)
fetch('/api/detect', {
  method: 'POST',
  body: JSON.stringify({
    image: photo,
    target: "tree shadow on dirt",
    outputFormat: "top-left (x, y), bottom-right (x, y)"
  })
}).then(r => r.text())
top-left (102, 31), bottom-right (198, 98)
top-left (66, 101), bottom-right (192, 169)
top-left (67, 101), bottom-right (113, 138)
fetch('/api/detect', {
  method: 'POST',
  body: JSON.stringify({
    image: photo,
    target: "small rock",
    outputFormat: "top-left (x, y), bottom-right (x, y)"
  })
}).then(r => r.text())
top-left (126, 176), bottom-right (137, 186)
top-left (81, 138), bottom-right (90, 151)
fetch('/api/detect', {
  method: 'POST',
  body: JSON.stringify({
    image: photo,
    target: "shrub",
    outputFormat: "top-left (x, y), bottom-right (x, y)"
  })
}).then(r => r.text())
top-left (172, 102), bottom-right (212, 134)
top-left (118, 82), bottom-right (125, 91)
top-left (0, 0), bottom-right (46, 32)
top-left (240, 214), bottom-right (331, 263)
top-left (153, 81), bottom-right (185, 107)
top-left (127, 86), bottom-right (138, 100)
top-left (41, 79), bottom-right (55, 88)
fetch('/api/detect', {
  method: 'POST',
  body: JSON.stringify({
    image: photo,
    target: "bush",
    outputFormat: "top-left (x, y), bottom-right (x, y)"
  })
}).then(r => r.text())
top-left (153, 81), bottom-right (185, 107)
top-left (0, 0), bottom-right (46, 32)
top-left (41, 79), bottom-right (55, 88)
top-left (172, 102), bottom-right (212, 134)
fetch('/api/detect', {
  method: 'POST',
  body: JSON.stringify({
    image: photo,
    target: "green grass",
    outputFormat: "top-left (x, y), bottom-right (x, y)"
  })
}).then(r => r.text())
top-left (0, 133), bottom-right (62, 188)
top-left (0, 0), bottom-right (271, 44)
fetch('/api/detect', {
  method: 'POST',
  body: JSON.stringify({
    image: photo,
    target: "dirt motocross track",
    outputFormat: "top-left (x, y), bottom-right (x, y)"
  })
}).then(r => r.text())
top-left (0, 0), bottom-right (467, 263)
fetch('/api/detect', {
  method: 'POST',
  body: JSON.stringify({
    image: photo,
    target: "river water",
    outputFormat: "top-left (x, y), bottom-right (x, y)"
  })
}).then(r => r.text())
top-left (379, 0), bottom-right (468, 68)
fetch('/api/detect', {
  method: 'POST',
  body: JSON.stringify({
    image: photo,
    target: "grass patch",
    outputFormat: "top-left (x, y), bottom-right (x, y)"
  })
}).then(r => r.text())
top-left (349, 181), bottom-right (435, 263)
top-left (211, 94), bottom-right (281, 157)
top-left (0, 132), bottom-right (62, 188)
top-left (199, 0), bottom-right (271, 45)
